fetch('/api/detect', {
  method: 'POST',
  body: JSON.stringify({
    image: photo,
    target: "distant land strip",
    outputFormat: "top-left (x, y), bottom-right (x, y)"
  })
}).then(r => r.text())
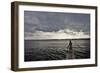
top-left (25, 38), bottom-right (90, 41)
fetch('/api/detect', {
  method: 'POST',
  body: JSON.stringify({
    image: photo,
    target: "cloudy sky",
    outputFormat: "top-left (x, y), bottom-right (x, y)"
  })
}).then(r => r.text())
top-left (24, 11), bottom-right (90, 40)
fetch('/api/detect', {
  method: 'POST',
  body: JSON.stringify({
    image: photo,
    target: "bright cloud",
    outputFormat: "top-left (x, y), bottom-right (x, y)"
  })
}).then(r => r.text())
top-left (24, 29), bottom-right (90, 40)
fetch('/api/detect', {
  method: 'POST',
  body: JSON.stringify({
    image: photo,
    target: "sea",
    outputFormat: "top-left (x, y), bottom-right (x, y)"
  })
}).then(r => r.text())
top-left (24, 39), bottom-right (90, 62)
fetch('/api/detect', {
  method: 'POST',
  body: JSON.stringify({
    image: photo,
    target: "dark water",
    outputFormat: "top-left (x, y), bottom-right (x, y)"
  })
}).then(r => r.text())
top-left (24, 39), bottom-right (90, 62)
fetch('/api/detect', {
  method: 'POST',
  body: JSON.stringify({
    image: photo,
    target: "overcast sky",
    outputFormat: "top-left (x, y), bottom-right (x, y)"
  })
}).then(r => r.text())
top-left (24, 11), bottom-right (90, 40)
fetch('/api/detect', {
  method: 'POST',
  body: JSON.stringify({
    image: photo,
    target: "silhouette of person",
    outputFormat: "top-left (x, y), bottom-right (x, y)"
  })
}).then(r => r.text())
top-left (68, 39), bottom-right (74, 59)
top-left (69, 40), bottom-right (72, 51)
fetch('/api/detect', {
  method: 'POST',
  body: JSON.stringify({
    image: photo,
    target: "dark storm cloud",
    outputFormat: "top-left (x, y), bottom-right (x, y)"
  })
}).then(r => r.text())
top-left (24, 11), bottom-right (90, 32)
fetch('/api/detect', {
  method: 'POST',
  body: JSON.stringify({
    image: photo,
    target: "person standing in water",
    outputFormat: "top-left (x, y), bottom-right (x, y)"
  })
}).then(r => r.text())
top-left (69, 40), bottom-right (72, 51)
top-left (68, 40), bottom-right (75, 59)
